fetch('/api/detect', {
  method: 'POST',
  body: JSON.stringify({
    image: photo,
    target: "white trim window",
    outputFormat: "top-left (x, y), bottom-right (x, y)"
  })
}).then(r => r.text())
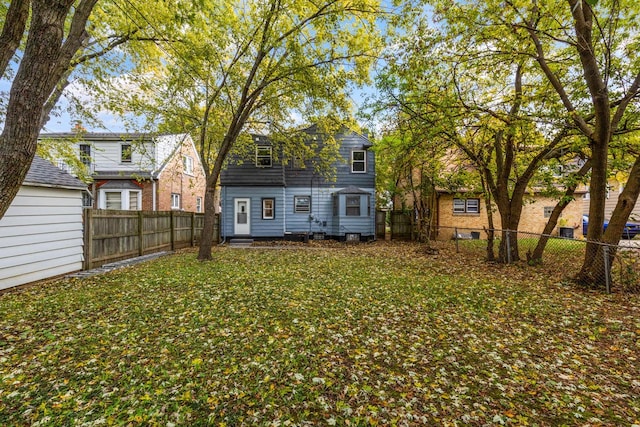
top-left (105, 191), bottom-right (122, 210)
top-left (171, 193), bottom-right (181, 210)
top-left (262, 198), bottom-right (275, 219)
top-left (196, 197), bottom-right (203, 213)
top-left (294, 195), bottom-right (310, 213)
top-left (453, 198), bottom-right (480, 214)
top-left (183, 155), bottom-right (194, 175)
top-left (256, 146), bottom-right (272, 167)
top-left (351, 150), bottom-right (366, 173)
top-left (100, 189), bottom-right (141, 210)
top-left (543, 206), bottom-right (554, 218)
top-left (121, 144), bottom-right (132, 163)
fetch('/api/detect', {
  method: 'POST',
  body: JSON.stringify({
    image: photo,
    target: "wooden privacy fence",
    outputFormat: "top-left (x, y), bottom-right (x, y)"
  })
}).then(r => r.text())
top-left (375, 210), bottom-right (387, 239)
top-left (83, 209), bottom-right (218, 269)
top-left (390, 211), bottom-right (412, 240)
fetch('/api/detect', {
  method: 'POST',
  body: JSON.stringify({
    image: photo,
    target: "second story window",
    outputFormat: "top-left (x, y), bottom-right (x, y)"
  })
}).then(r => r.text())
top-left (256, 146), bottom-right (272, 167)
top-left (171, 193), bottom-right (181, 210)
top-left (79, 144), bottom-right (91, 167)
top-left (121, 144), bottom-right (132, 163)
top-left (183, 155), bottom-right (194, 175)
top-left (351, 150), bottom-right (366, 173)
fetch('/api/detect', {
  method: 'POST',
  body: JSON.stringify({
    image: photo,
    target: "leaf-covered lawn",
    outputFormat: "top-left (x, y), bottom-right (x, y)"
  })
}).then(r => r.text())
top-left (1, 242), bottom-right (639, 426)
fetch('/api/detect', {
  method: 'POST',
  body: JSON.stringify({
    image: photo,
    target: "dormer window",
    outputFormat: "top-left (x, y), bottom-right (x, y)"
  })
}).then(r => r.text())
top-left (121, 144), bottom-right (132, 163)
top-left (256, 146), bottom-right (272, 167)
top-left (351, 150), bottom-right (366, 173)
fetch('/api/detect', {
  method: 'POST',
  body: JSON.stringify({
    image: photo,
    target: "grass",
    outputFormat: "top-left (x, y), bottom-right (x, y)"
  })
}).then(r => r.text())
top-left (1, 242), bottom-right (639, 426)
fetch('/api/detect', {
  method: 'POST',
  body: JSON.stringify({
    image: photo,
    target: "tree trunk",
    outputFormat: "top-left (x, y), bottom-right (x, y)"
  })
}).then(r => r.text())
top-left (0, 0), bottom-right (97, 219)
top-left (0, 0), bottom-right (30, 74)
top-left (496, 201), bottom-right (524, 263)
top-left (529, 159), bottom-right (591, 263)
top-left (197, 179), bottom-right (218, 261)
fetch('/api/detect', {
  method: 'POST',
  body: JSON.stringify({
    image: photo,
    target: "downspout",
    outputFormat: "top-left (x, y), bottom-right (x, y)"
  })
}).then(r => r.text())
top-left (282, 186), bottom-right (286, 236)
top-left (152, 180), bottom-right (157, 211)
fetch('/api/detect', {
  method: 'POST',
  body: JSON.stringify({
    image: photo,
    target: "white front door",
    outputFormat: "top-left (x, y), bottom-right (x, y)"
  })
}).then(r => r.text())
top-left (234, 198), bottom-right (251, 235)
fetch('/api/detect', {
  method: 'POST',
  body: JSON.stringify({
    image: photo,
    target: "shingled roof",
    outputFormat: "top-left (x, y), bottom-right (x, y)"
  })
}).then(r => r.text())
top-left (24, 155), bottom-right (86, 190)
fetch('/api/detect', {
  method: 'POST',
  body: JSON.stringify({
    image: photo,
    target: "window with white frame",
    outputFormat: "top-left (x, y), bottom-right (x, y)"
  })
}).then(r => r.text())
top-left (82, 192), bottom-right (93, 208)
top-left (453, 198), bottom-right (480, 214)
top-left (183, 155), bottom-right (194, 175)
top-left (121, 144), bottom-right (132, 163)
top-left (171, 193), bottom-right (181, 210)
top-left (128, 192), bottom-right (139, 210)
top-left (101, 190), bottom-right (141, 210)
top-left (294, 195), bottom-right (310, 213)
top-left (105, 191), bottom-right (122, 210)
top-left (346, 196), bottom-right (361, 216)
top-left (196, 197), bottom-right (203, 213)
top-left (351, 150), bottom-right (366, 173)
top-left (543, 206), bottom-right (554, 218)
top-left (256, 146), bottom-right (272, 167)
top-left (262, 198), bottom-right (275, 219)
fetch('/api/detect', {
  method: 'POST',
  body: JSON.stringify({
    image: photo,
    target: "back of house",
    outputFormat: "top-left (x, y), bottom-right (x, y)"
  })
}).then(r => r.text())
top-left (220, 127), bottom-right (375, 241)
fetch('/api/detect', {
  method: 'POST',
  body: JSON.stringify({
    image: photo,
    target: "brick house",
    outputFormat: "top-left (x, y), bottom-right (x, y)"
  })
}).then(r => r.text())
top-left (435, 190), bottom-right (586, 238)
top-left (391, 161), bottom-right (586, 239)
top-left (41, 132), bottom-right (206, 213)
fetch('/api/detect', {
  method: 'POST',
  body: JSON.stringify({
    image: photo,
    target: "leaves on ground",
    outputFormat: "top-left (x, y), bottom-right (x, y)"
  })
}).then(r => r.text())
top-left (0, 242), bottom-right (639, 425)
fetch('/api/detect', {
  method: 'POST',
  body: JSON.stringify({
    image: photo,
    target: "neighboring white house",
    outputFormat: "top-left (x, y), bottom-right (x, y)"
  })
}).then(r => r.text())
top-left (40, 132), bottom-right (207, 212)
top-left (0, 156), bottom-right (86, 290)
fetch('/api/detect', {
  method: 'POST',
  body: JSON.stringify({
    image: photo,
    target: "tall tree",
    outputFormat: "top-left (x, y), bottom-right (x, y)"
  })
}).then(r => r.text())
top-left (382, 0), bottom-right (640, 279)
top-left (102, 0), bottom-right (384, 260)
top-left (0, 0), bottom-right (168, 218)
top-left (0, 0), bottom-right (98, 218)
top-left (374, 20), bottom-right (580, 263)
top-left (476, 0), bottom-right (640, 284)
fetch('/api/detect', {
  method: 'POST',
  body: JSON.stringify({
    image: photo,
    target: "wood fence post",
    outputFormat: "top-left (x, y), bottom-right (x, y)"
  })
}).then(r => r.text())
top-left (170, 210), bottom-right (175, 251)
top-left (191, 212), bottom-right (196, 247)
top-left (84, 208), bottom-right (93, 270)
top-left (138, 210), bottom-right (144, 256)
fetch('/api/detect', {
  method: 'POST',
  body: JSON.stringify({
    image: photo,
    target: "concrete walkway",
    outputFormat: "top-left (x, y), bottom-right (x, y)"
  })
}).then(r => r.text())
top-left (66, 251), bottom-right (173, 279)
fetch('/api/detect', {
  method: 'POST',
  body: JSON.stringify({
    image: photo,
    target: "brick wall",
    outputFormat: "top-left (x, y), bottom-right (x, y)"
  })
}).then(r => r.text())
top-left (437, 194), bottom-right (584, 239)
top-left (156, 139), bottom-right (206, 212)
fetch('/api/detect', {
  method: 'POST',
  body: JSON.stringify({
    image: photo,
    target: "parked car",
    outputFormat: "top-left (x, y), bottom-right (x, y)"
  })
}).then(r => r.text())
top-left (582, 215), bottom-right (640, 239)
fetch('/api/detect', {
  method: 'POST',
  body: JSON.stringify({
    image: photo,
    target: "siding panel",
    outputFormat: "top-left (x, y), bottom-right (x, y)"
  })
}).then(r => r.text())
top-left (221, 187), bottom-right (285, 238)
top-left (0, 186), bottom-right (84, 290)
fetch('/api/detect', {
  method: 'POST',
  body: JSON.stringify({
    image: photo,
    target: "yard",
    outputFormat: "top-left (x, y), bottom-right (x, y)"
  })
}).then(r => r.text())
top-left (1, 242), bottom-right (639, 426)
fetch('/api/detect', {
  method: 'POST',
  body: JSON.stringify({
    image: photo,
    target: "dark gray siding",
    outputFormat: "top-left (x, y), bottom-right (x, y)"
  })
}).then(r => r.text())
top-left (220, 162), bottom-right (285, 186)
top-left (220, 135), bottom-right (285, 186)
top-left (284, 129), bottom-right (375, 189)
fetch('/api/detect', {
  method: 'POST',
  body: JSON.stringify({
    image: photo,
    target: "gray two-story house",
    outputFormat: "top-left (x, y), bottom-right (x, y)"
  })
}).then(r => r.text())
top-left (220, 127), bottom-right (375, 241)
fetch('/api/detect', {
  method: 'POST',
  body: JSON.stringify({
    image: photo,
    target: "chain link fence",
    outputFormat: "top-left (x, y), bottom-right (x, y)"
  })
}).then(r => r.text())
top-left (426, 226), bottom-right (640, 293)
